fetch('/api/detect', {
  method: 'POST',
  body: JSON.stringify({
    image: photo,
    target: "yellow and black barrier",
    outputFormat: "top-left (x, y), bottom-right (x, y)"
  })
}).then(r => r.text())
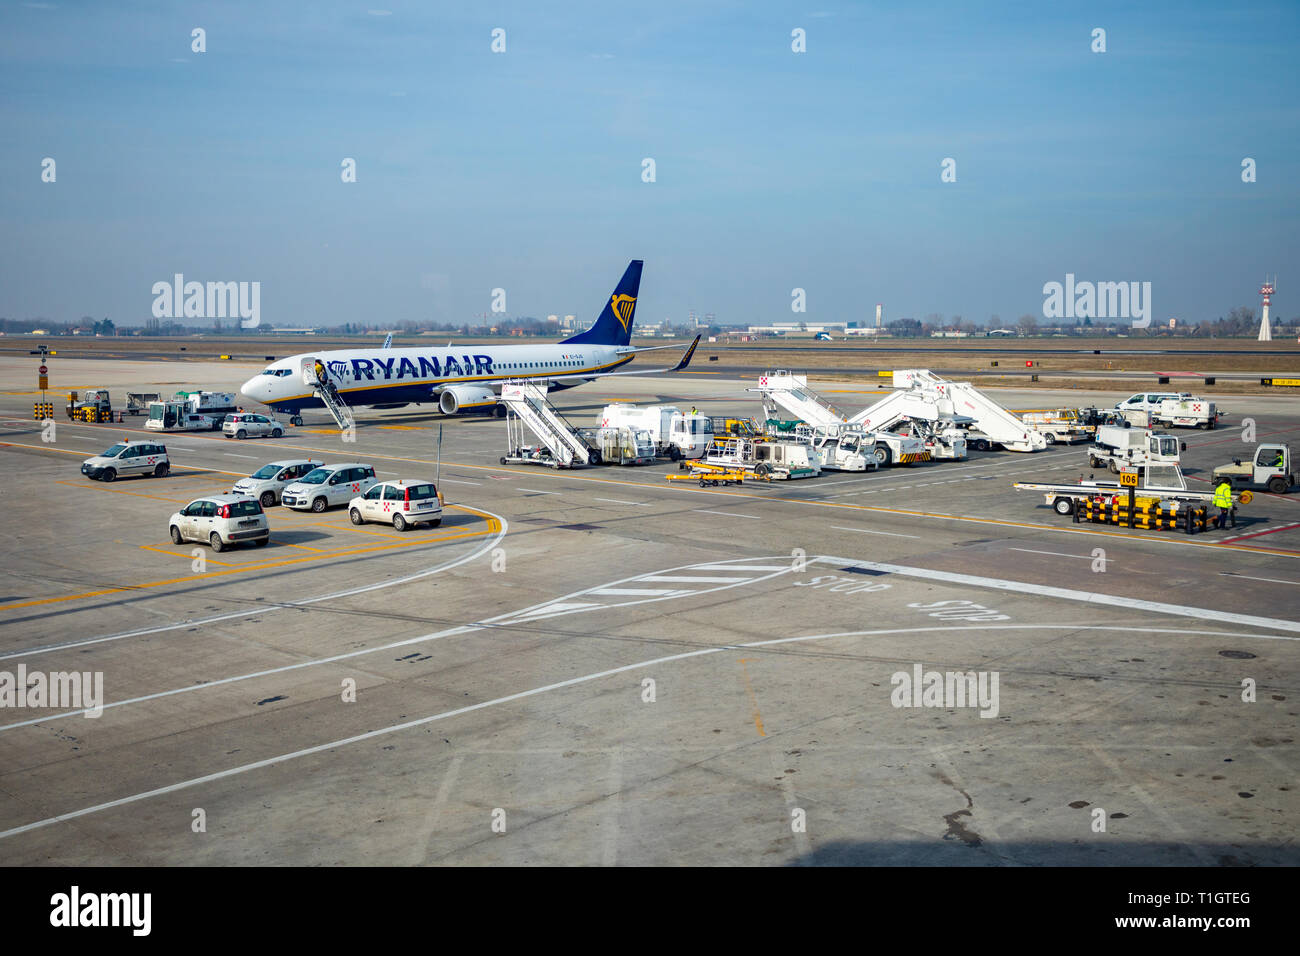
top-left (1075, 498), bottom-right (1208, 533)
top-left (33, 402), bottom-right (53, 420)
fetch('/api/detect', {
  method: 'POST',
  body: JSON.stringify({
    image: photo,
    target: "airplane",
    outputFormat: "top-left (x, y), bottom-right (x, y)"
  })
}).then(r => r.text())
top-left (239, 260), bottom-right (700, 425)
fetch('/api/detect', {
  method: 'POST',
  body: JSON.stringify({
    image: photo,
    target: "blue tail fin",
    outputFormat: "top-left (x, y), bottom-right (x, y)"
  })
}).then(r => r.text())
top-left (561, 260), bottom-right (642, 346)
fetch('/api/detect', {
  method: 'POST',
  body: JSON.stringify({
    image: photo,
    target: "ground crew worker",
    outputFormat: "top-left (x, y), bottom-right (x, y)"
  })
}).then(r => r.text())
top-left (1213, 478), bottom-right (1234, 529)
top-left (1275, 448), bottom-right (1286, 468)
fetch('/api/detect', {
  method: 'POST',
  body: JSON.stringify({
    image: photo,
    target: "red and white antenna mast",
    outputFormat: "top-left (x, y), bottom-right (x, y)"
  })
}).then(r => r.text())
top-left (1258, 276), bottom-right (1276, 342)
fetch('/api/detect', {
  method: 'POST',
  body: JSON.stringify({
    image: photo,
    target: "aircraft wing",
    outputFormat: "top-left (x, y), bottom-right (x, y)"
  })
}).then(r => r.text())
top-left (549, 335), bottom-right (700, 381)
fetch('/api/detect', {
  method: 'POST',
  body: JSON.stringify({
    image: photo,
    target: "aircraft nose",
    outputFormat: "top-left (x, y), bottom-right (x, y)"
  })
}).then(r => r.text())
top-left (239, 375), bottom-right (260, 400)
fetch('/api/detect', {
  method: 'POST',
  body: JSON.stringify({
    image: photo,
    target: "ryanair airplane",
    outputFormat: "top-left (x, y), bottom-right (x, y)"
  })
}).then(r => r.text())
top-left (239, 261), bottom-right (699, 424)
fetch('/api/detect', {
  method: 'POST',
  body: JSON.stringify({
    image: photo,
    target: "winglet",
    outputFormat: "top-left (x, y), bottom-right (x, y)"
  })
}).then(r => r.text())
top-left (671, 334), bottom-right (701, 372)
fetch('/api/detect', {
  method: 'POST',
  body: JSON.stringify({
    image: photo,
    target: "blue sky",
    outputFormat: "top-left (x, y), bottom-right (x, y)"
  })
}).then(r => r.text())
top-left (2, 1), bottom-right (1298, 328)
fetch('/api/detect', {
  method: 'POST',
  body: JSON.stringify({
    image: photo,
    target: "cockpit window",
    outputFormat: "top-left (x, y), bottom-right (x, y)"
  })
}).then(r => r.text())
top-left (262, 368), bottom-right (291, 377)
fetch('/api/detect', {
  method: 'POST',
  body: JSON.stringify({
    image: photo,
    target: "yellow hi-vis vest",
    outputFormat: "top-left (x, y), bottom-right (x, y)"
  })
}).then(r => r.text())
top-left (1213, 483), bottom-right (1233, 508)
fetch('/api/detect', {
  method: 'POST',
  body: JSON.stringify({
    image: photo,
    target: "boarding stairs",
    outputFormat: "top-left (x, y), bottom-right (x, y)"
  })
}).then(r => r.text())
top-left (500, 380), bottom-right (598, 467)
top-left (301, 358), bottom-right (356, 431)
top-left (850, 369), bottom-right (1045, 453)
top-left (750, 370), bottom-right (848, 428)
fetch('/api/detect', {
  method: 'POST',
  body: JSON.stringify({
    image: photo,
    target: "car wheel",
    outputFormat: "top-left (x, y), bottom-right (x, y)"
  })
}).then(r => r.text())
top-left (260, 491), bottom-right (276, 508)
top-left (1088, 455), bottom-right (1101, 468)
top-left (103, 468), bottom-right (116, 482)
top-left (1053, 497), bottom-right (1074, 516)
top-left (755, 463), bottom-right (770, 476)
top-left (291, 416), bottom-right (303, 426)
top-left (170, 525), bottom-right (183, 544)
top-left (669, 446), bottom-right (682, 461)
top-left (1268, 477), bottom-right (1288, 495)
top-left (253, 537), bottom-right (269, 547)
top-left (500, 457), bottom-right (507, 466)
top-left (587, 449), bottom-right (602, 466)
top-left (392, 514), bottom-right (407, 532)
top-left (210, 532), bottom-right (225, 553)
top-left (350, 507), bottom-right (364, 525)
top-left (873, 444), bottom-right (893, 467)
top-left (1044, 433), bottom-right (1056, 445)
top-left (311, 497), bottom-right (327, 513)
top-left (154, 463), bottom-right (169, 478)
top-left (429, 518), bottom-right (441, 527)
top-left (236, 429), bottom-right (247, 440)
top-left (272, 429), bottom-right (282, 438)
top-left (699, 478), bottom-right (708, 487)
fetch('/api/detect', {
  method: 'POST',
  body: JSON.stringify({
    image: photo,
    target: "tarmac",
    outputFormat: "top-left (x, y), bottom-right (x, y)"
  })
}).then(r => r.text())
top-left (0, 355), bottom-right (1296, 865)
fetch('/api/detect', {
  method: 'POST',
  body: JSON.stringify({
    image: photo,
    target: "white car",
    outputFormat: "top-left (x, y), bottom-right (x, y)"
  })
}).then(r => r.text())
top-left (81, 441), bottom-right (170, 481)
top-left (169, 494), bottom-right (269, 552)
top-left (281, 463), bottom-right (377, 512)
top-left (349, 479), bottom-right (443, 531)
top-left (1116, 392), bottom-right (1180, 414)
top-left (231, 459), bottom-right (320, 508)
top-left (223, 412), bottom-right (286, 440)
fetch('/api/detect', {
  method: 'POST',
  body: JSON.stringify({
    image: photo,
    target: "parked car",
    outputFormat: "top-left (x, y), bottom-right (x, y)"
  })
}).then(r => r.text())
top-left (349, 479), bottom-right (443, 531)
top-left (281, 463), bottom-right (378, 512)
top-left (231, 459), bottom-right (320, 508)
top-left (223, 412), bottom-right (286, 439)
top-left (168, 494), bottom-right (269, 552)
top-left (81, 442), bottom-right (170, 481)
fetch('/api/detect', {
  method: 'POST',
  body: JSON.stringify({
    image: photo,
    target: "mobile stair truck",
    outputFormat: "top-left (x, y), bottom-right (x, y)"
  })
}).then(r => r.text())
top-left (598, 404), bottom-right (714, 460)
top-left (1213, 443), bottom-right (1295, 495)
top-left (854, 369), bottom-right (1045, 453)
top-left (498, 380), bottom-right (601, 469)
top-left (1014, 462), bottom-right (1247, 533)
top-left (1087, 424), bottom-right (1185, 476)
top-left (750, 371), bottom-right (928, 467)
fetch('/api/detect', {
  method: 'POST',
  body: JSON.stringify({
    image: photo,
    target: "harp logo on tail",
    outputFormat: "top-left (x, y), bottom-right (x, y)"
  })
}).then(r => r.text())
top-left (610, 294), bottom-right (637, 331)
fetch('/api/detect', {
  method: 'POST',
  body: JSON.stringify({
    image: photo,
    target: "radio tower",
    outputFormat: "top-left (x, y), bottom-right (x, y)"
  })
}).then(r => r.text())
top-left (1258, 277), bottom-right (1275, 342)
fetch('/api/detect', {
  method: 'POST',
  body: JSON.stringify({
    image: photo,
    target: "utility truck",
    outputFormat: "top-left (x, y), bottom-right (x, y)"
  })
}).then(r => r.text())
top-left (1087, 425), bottom-right (1185, 475)
top-left (702, 436), bottom-right (820, 479)
top-left (599, 404), bottom-right (713, 460)
top-left (1150, 395), bottom-right (1219, 429)
top-left (1213, 443), bottom-right (1295, 495)
top-left (1116, 391), bottom-right (1218, 429)
top-left (145, 400), bottom-right (220, 431)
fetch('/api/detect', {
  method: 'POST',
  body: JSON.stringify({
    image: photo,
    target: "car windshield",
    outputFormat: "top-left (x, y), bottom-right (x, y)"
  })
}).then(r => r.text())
top-left (102, 443), bottom-right (127, 458)
top-left (298, 468), bottom-right (330, 484)
top-left (148, 407), bottom-right (164, 420)
top-left (251, 465), bottom-right (280, 479)
top-left (407, 484), bottom-right (438, 500)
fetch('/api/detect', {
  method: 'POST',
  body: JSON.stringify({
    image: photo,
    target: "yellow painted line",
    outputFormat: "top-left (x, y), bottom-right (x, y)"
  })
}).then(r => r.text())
top-left (0, 506), bottom-right (500, 612)
top-left (138, 543), bottom-right (234, 566)
top-left (54, 479), bottom-right (190, 504)
top-left (274, 541), bottom-right (331, 552)
top-left (0, 439), bottom-right (248, 477)
top-left (378, 425), bottom-right (421, 431)
top-left (738, 658), bottom-right (766, 737)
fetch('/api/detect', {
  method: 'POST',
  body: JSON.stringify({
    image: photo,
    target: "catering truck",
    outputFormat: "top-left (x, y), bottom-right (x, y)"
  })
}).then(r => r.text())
top-left (599, 404), bottom-right (714, 460)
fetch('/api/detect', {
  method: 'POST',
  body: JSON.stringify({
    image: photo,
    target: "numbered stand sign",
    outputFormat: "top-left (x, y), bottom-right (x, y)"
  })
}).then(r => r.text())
top-left (1120, 471), bottom-right (1138, 528)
